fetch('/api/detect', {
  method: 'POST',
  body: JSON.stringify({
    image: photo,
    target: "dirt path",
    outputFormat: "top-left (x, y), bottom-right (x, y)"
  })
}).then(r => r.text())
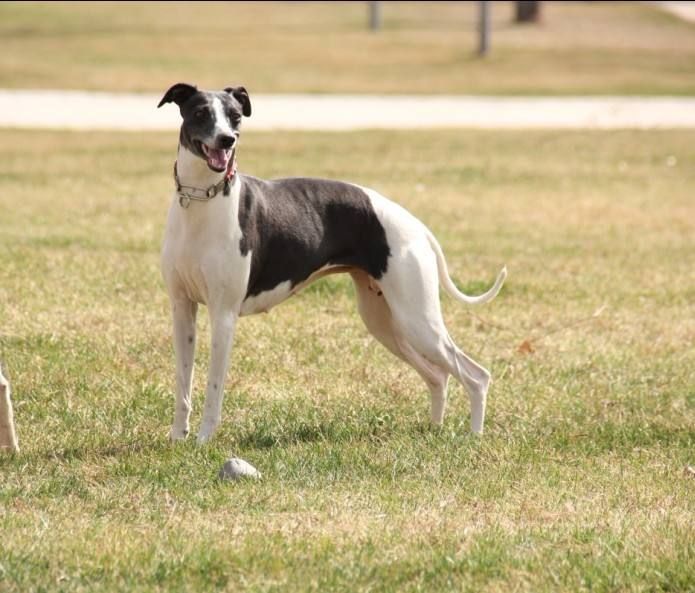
top-left (2, 90), bottom-right (695, 130)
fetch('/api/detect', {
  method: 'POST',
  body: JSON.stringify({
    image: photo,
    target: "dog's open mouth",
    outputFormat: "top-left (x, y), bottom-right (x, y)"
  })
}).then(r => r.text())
top-left (199, 142), bottom-right (232, 173)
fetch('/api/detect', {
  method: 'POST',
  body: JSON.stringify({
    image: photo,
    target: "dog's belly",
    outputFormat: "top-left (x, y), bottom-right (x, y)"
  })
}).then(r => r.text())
top-left (239, 280), bottom-right (292, 315)
top-left (239, 264), bottom-right (354, 316)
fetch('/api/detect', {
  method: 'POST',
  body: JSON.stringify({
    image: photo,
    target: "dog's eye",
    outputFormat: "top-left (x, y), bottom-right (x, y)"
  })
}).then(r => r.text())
top-left (229, 112), bottom-right (241, 126)
top-left (194, 109), bottom-right (206, 120)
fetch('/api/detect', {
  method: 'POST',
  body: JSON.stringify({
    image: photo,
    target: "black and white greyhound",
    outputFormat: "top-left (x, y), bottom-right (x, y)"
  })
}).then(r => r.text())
top-left (158, 83), bottom-right (507, 444)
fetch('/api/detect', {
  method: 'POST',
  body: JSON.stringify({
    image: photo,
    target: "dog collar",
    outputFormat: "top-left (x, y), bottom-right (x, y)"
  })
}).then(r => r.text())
top-left (173, 153), bottom-right (237, 209)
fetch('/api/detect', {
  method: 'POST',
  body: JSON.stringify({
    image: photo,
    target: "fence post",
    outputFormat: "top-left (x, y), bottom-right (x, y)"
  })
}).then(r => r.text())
top-left (478, 0), bottom-right (490, 56)
top-left (369, 1), bottom-right (382, 31)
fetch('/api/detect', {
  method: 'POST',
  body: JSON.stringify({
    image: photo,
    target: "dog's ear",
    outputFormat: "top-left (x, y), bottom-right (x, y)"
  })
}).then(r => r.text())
top-left (157, 83), bottom-right (198, 108)
top-left (224, 86), bottom-right (252, 117)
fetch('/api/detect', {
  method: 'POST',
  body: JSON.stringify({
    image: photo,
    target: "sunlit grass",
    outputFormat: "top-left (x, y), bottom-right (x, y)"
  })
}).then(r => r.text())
top-left (1, 1), bottom-right (694, 95)
top-left (0, 128), bottom-right (693, 592)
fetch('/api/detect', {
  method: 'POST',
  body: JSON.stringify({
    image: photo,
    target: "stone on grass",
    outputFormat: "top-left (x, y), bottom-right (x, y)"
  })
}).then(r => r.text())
top-left (218, 457), bottom-right (261, 481)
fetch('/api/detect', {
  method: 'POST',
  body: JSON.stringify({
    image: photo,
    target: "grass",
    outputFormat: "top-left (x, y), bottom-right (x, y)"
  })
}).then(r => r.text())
top-left (1, 1), bottom-right (695, 95)
top-left (0, 127), bottom-right (694, 592)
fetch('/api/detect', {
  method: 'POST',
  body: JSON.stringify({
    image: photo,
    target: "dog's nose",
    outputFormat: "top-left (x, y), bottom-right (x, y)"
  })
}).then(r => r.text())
top-left (218, 135), bottom-right (236, 149)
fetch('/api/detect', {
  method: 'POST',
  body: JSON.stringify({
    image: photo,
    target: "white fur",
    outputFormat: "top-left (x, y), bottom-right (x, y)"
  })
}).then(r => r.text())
top-left (212, 97), bottom-right (234, 139)
top-left (0, 364), bottom-right (19, 453)
top-left (162, 153), bottom-right (505, 443)
top-left (358, 187), bottom-right (496, 433)
top-left (162, 145), bottom-right (250, 442)
top-left (240, 280), bottom-right (292, 316)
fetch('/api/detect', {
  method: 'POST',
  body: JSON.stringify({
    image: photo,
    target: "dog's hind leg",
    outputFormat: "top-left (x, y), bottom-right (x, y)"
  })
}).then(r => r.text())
top-left (394, 334), bottom-right (451, 425)
top-left (378, 242), bottom-right (492, 434)
top-left (351, 270), bottom-right (450, 425)
top-left (391, 306), bottom-right (490, 433)
top-left (169, 294), bottom-right (198, 441)
top-left (441, 338), bottom-right (490, 434)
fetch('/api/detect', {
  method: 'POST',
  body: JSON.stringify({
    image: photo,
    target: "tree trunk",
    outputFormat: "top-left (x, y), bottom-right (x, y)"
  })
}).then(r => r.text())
top-left (515, 1), bottom-right (541, 23)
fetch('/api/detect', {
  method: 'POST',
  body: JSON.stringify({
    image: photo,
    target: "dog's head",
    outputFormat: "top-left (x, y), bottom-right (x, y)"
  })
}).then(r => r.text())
top-left (158, 83), bottom-right (252, 173)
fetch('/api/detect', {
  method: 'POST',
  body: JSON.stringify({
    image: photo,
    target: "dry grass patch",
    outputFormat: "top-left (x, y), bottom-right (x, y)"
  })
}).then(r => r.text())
top-left (0, 127), bottom-right (693, 592)
top-left (1, 1), bottom-right (695, 94)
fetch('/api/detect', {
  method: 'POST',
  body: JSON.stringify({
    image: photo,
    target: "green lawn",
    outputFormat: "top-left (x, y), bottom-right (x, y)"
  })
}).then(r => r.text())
top-left (1, 1), bottom-right (695, 95)
top-left (0, 127), bottom-right (693, 591)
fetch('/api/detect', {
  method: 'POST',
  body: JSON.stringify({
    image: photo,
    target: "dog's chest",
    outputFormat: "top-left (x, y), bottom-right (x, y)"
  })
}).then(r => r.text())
top-left (162, 190), bottom-right (250, 307)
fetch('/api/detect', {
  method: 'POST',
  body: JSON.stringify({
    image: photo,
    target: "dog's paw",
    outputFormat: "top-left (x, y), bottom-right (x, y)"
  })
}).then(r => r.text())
top-left (169, 427), bottom-right (190, 442)
top-left (196, 417), bottom-right (220, 444)
top-left (196, 431), bottom-right (212, 445)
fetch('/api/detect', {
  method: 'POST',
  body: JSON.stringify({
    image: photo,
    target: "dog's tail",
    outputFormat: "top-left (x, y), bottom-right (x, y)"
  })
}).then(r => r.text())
top-left (426, 231), bottom-right (507, 305)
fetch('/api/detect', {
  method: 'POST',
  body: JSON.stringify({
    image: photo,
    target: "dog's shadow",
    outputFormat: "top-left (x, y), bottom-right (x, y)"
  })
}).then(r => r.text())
top-left (233, 413), bottom-right (437, 451)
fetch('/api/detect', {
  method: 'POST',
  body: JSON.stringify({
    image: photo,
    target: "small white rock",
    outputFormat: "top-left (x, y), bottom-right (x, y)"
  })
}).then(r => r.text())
top-left (218, 457), bottom-right (261, 481)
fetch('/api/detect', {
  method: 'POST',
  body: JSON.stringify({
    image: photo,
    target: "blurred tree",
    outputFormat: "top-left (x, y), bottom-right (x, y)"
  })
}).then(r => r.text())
top-left (369, 1), bottom-right (381, 31)
top-left (515, 1), bottom-right (541, 23)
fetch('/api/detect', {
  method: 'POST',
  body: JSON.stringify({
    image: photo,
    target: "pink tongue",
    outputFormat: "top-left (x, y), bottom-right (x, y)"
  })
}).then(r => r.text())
top-left (207, 148), bottom-right (228, 170)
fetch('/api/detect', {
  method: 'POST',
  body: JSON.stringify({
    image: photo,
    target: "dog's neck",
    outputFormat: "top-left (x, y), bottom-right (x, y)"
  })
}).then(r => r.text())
top-left (175, 144), bottom-right (226, 190)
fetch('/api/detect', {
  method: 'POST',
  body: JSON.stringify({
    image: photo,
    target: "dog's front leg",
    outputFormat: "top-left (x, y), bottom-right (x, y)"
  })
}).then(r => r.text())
top-left (170, 295), bottom-right (198, 441)
top-left (197, 308), bottom-right (238, 444)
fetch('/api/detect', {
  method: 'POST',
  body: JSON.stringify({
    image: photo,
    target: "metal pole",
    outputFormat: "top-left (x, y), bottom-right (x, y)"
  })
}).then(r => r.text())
top-left (478, 0), bottom-right (490, 56)
top-left (369, 1), bottom-right (382, 31)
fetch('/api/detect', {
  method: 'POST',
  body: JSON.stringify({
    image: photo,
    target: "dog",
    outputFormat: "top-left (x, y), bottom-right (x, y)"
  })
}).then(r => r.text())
top-left (0, 363), bottom-right (19, 453)
top-left (158, 83), bottom-right (507, 444)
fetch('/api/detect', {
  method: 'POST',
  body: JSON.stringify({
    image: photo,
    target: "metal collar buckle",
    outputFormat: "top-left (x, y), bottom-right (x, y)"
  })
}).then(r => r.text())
top-left (173, 152), bottom-right (237, 209)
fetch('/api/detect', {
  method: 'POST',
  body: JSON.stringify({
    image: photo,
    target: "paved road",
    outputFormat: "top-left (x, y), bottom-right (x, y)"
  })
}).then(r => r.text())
top-left (650, 0), bottom-right (695, 22)
top-left (1, 90), bottom-right (695, 131)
